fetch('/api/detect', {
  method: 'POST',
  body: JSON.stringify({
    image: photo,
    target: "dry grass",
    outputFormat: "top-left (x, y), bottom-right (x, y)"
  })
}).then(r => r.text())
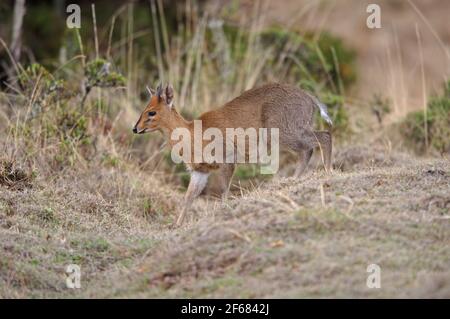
top-left (1, 145), bottom-right (449, 298)
top-left (0, 159), bottom-right (34, 190)
top-left (0, 1), bottom-right (449, 299)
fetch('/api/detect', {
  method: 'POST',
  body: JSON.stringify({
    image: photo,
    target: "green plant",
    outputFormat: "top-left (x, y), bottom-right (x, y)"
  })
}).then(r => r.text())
top-left (259, 28), bottom-right (356, 91)
top-left (18, 63), bottom-right (66, 117)
top-left (43, 105), bottom-right (93, 168)
top-left (370, 94), bottom-right (391, 125)
top-left (81, 58), bottom-right (126, 109)
top-left (402, 80), bottom-right (450, 154)
top-left (206, 25), bottom-right (355, 135)
top-left (258, 28), bottom-right (354, 135)
top-left (317, 91), bottom-right (350, 137)
top-left (101, 153), bottom-right (120, 167)
top-left (37, 207), bottom-right (56, 223)
top-left (234, 164), bottom-right (260, 180)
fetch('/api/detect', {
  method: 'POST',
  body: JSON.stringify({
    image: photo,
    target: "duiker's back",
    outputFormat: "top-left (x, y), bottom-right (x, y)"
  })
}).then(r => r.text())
top-left (200, 83), bottom-right (316, 131)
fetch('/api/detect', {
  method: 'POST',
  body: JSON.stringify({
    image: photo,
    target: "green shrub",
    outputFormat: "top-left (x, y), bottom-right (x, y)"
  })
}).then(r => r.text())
top-left (84, 59), bottom-right (126, 89)
top-left (227, 26), bottom-right (353, 135)
top-left (81, 59), bottom-right (126, 109)
top-left (35, 103), bottom-right (92, 167)
top-left (234, 165), bottom-right (259, 180)
top-left (402, 80), bottom-right (450, 154)
top-left (260, 28), bottom-right (356, 91)
top-left (309, 31), bottom-right (357, 88)
top-left (261, 28), bottom-right (354, 136)
top-left (206, 25), bottom-right (356, 136)
top-left (18, 63), bottom-right (65, 117)
top-left (57, 108), bottom-right (90, 144)
top-left (101, 154), bottom-right (120, 168)
top-left (317, 91), bottom-right (350, 137)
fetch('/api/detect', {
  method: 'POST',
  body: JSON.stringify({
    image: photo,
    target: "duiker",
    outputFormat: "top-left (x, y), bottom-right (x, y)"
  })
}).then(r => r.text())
top-left (133, 83), bottom-right (332, 226)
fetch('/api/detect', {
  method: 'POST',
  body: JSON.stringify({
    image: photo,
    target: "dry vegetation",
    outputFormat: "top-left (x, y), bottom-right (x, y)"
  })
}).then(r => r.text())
top-left (1, 146), bottom-right (449, 298)
top-left (0, 1), bottom-right (449, 298)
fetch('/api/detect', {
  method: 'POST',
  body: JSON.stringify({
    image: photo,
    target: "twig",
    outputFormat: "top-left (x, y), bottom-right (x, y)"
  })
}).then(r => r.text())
top-left (91, 4), bottom-right (99, 60)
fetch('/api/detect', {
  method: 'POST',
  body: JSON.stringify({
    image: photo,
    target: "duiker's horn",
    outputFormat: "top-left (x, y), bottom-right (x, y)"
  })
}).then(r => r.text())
top-left (156, 83), bottom-right (163, 97)
top-left (146, 86), bottom-right (153, 97)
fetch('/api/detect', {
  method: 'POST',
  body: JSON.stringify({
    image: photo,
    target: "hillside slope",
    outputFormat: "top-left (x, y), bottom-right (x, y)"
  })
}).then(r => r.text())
top-left (1, 146), bottom-right (449, 298)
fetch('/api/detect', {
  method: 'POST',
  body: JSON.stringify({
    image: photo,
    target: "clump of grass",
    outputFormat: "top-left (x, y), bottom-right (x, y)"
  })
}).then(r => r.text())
top-left (0, 159), bottom-right (35, 190)
top-left (11, 59), bottom-right (124, 170)
top-left (402, 80), bottom-right (450, 155)
top-left (25, 102), bottom-right (92, 168)
top-left (56, 108), bottom-right (90, 143)
top-left (234, 164), bottom-right (271, 181)
top-left (100, 154), bottom-right (120, 167)
top-left (36, 207), bottom-right (57, 224)
top-left (18, 63), bottom-right (66, 117)
top-left (142, 198), bottom-right (173, 225)
top-left (81, 238), bottom-right (110, 253)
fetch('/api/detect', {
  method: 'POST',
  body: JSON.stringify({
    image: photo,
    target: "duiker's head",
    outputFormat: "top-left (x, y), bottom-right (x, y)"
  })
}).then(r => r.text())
top-left (133, 84), bottom-right (175, 134)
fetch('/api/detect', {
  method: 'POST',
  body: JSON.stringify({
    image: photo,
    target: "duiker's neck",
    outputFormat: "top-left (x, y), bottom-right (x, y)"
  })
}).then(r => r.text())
top-left (161, 109), bottom-right (193, 146)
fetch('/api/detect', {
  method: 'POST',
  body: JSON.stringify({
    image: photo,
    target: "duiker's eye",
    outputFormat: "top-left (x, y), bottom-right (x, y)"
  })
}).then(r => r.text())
top-left (148, 111), bottom-right (156, 116)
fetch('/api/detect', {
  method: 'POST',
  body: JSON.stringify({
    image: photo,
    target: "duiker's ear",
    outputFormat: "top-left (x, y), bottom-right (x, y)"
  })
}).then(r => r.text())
top-left (165, 84), bottom-right (174, 108)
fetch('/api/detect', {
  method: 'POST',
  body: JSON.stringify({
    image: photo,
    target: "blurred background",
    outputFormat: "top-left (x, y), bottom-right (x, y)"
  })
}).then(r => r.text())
top-left (1, 1), bottom-right (449, 108)
top-left (1, 0), bottom-right (449, 197)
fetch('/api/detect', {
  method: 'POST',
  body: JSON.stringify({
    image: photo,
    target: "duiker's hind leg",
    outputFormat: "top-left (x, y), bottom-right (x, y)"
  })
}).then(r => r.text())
top-left (292, 129), bottom-right (332, 174)
top-left (294, 149), bottom-right (313, 178)
top-left (313, 131), bottom-right (332, 172)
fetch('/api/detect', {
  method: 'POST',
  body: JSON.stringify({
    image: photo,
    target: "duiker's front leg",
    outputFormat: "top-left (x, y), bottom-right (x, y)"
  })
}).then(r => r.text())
top-left (176, 171), bottom-right (209, 226)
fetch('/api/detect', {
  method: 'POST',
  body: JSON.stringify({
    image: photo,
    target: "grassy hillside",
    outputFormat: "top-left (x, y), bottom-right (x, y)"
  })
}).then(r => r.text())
top-left (1, 146), bottom-right (449, 298)
top-left (0, 1), bottom-right (449, 298)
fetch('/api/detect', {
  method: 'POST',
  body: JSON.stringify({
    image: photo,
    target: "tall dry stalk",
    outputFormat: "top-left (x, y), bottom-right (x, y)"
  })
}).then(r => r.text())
top-left (415, 24), bottom-right (428, 151)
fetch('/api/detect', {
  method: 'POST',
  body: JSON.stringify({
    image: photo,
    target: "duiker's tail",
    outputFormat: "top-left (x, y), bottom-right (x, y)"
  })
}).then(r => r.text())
top-left (306, 93), bottom-right (333, 126)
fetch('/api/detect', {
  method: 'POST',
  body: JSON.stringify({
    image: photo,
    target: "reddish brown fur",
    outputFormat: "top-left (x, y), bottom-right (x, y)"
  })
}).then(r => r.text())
top-left (134, 83), bottom-right (332, 226)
